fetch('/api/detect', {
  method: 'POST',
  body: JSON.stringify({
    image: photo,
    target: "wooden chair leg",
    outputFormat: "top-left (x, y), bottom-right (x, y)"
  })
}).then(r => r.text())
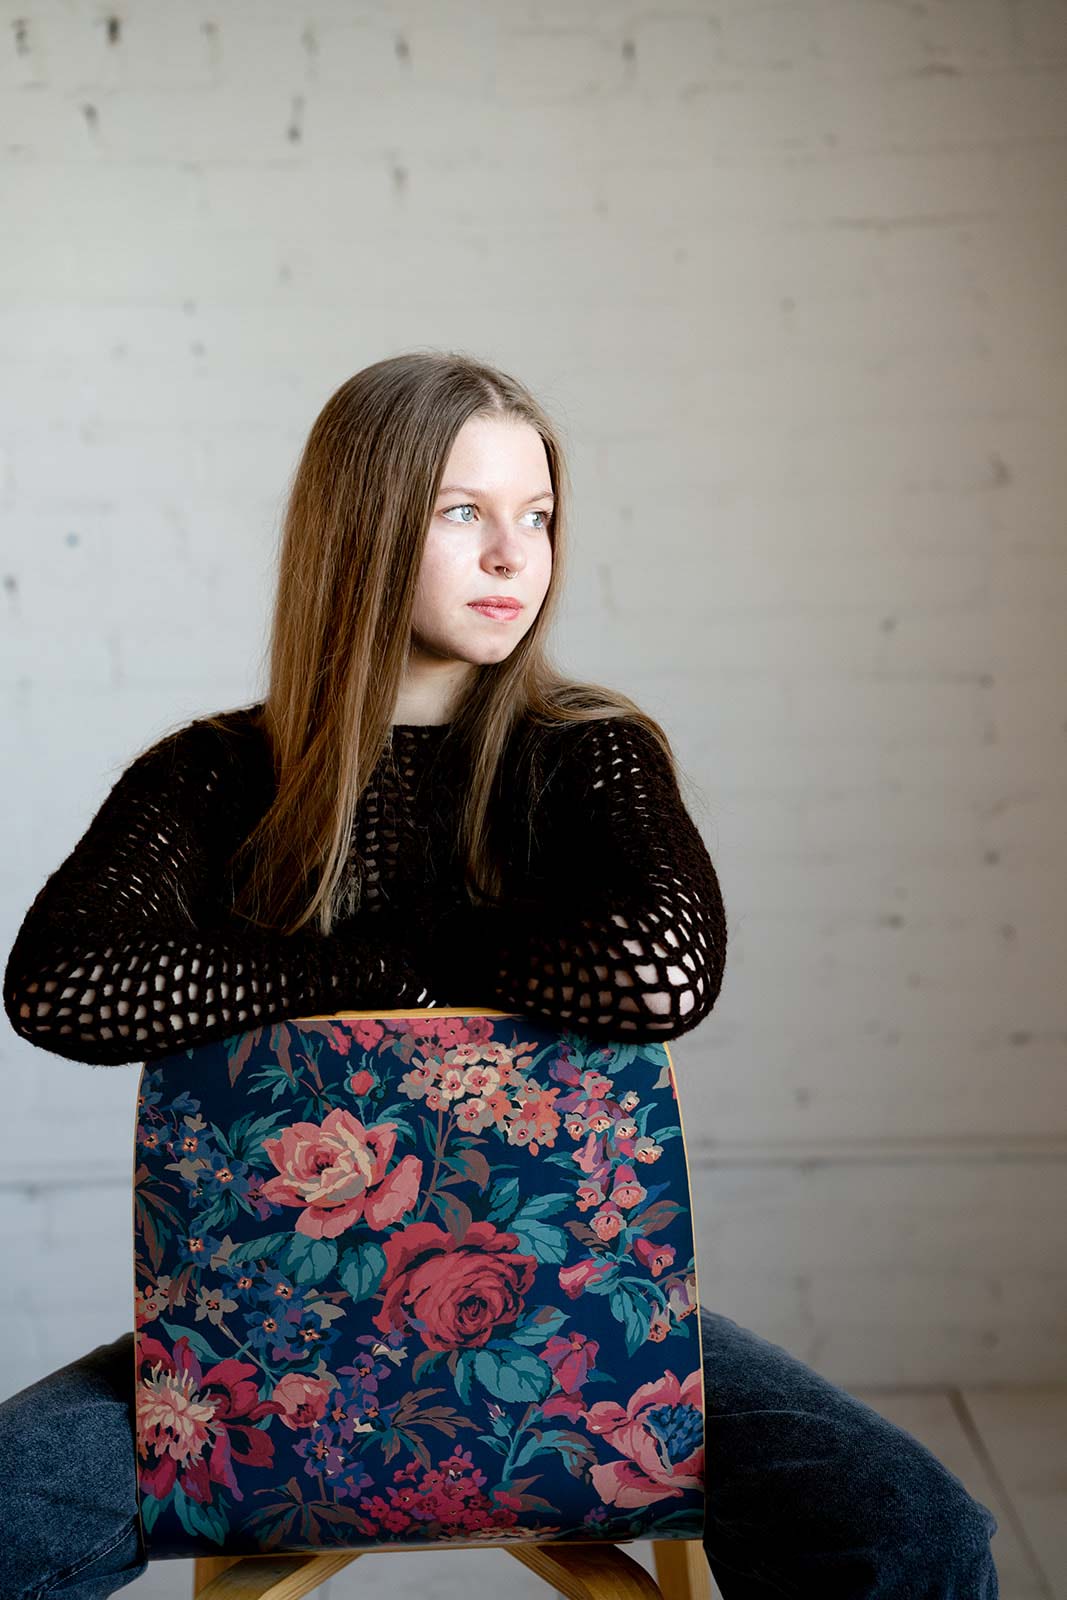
top-left (190, 1538), bottom-right (698, 1600)
top-left (652, 1538), bottom-right (712, 1600)
top-left (192, 1552), bottom-right (360, 1599)
top-left (195, 1557), bottom-right (242, 1592)
top-left (508, 1541), bottom-right (664, 1599)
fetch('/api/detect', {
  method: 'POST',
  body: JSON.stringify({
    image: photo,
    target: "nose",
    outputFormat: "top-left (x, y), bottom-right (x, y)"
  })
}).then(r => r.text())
top-left (481, 524), bottom-right (527, 576)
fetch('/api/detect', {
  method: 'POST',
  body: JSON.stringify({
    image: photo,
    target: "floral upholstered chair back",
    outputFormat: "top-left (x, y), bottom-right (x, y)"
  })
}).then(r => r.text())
top-left (132, 1008), bottom-right (706, 1559)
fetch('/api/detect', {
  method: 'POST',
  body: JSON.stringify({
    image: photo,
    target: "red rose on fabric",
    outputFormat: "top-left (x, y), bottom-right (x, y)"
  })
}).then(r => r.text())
top-left (372, 1220), bottom-right (538, 1352)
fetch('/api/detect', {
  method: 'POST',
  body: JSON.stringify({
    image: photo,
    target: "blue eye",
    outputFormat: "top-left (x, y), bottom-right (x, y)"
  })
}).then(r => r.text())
top-left (442, 504), bottom-right (551, 530)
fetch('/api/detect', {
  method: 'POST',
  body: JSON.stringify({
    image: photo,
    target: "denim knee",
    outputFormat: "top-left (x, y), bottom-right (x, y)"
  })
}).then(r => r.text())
top-left (933, 1481), bottom-right (999, 1594)
top-left (892, 1465), bottom-right (1000, 1597)
top-left (0, 1339), bottom-right (146, 1600)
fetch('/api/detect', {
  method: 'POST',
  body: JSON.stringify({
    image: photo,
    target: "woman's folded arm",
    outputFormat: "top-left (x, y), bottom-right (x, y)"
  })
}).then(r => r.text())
top-left (2, 723), bottom-right (430, 1067)
top-left (4, 712), bottom-right (729, 1062)
top-left (421, 716), bottom-right (729, 1043)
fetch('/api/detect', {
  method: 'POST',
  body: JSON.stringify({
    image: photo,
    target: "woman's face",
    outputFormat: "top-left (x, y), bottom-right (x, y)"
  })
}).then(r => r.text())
top-left (410, 414), bottom-right (554, 670)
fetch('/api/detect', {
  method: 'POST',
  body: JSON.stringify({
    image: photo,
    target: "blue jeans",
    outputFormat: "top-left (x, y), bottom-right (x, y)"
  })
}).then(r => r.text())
top-left (0, 1307), bottom-right (999, 1598)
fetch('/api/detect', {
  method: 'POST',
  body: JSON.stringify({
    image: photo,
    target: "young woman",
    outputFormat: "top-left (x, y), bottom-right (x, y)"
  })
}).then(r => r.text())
top-left (1, 353), bottom-right (999, 1597)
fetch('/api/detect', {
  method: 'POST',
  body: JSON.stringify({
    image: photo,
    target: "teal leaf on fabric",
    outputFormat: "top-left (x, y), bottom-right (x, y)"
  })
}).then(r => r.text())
top-left (227, 1110), bottom-right (290, 1168)
top-left (543, 1150), bottom-right (581, 1170)
top-left (609, 1284), bottom-right (653, 1355)
top-left (487, 1175), bottom-right (521, 1223)
top-left (338, 1241), bottom-right (387, 1303)
top-left (508, 1217), bottom-right (568, 1264)
top-left (157, 1319), bottom-right (225, 1365)
top-left (281, 1233), bottom-right (338, 1286)
top-left (139, 1492), bottom-right (163, 1535)
top-left (514, 1427), bottom-right (596, 1477)
top-left (376, 1100), bottom-right (418, 1132)
top-left (208, 1121), bottom-right (236, 1158)
top-left (189, 1190), bottom-right (238, 1233)
top-left (618, 1273), bottom-right (668, 1309)
top-left (473, 1347), bottom-right (552, 1403)
top-left (227, 1232), bottom-right (293, 1265)
top-left (454, 1349), bottom-right (477, 1404)
top-left (247, 1059), bottom-right (302, 1102)
top-left (173, 1481), bottom-right (228, 1545)
top-left (593, 1042), bottom-right (641, 1074)
top-left (511, 1191), bottom-right (571, 1220)
top-left (510, 1305), bottom-right (569, 1345)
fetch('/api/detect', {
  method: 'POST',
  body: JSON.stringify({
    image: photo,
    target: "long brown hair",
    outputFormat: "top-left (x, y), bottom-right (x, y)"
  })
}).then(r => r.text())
top-left (153, 351), bottom-right (682, 937)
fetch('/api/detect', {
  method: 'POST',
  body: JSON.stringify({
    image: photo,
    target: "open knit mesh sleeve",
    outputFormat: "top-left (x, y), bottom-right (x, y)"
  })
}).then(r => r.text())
top-left (424, 717), bottom-right (728, 1043)
top-left (2, 723), bottom-right (431, 1067)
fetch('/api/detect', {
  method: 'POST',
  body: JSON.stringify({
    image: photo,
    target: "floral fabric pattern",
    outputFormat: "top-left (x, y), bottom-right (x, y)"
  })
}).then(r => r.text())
top-left (133, 1010), bottom-right (704, 1557)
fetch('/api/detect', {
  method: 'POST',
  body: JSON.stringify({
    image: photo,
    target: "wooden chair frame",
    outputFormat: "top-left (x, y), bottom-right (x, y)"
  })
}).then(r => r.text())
top-left (192, 1535), bottom-right (711, 1599)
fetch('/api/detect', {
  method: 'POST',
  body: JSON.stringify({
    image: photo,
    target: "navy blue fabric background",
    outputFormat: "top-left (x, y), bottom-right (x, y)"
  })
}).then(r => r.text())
top-left (132, 1010), bottom-right (705, 1557)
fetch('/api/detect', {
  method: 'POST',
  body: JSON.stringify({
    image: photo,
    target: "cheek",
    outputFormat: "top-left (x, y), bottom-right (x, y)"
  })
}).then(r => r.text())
top-left (412, 546), bottom-right (466, 622)
top-left (418, 529), bottom-right (465, 585)
top-left (533, 551), bottom-right (553, 603)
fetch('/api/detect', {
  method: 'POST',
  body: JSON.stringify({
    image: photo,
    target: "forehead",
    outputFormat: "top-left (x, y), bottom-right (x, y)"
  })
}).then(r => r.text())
top-left (438, 415), bottom-right (552, 499)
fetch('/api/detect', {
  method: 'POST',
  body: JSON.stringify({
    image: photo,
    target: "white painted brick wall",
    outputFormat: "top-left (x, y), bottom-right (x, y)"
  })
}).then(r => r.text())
top-left (2, 0), bottom-right (1065, 1482)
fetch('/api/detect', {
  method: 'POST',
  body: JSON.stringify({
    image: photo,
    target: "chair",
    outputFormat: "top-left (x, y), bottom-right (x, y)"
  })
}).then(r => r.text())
top-left (131, 1007), bottom-right (710, 1600)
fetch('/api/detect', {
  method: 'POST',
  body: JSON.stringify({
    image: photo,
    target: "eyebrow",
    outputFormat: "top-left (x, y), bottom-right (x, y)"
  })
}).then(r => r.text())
top-left (437, 484), bottom-right (555, 504)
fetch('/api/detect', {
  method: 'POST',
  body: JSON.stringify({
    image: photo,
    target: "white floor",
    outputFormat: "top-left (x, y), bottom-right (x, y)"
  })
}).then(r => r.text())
top-left (125, 1386), bottom-right (1065, 1599)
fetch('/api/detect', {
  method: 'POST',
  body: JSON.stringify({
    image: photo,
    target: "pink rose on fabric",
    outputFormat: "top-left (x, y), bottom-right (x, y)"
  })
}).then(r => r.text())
top-left (270, 1371), bottom-right (335, 1430)
top-left (261, 1109), bottom-right (422, 1240)
top-left (372, 1220), bottom-right (538, 1352)
top-left (584, 1369), bottom-right (704, 1509)
top-left (349, 1068), bottom-right (375, 1096)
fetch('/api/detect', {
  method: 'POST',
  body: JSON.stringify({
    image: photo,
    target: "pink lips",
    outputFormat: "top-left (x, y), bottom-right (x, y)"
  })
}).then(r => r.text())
top-left (468, 598), bottom-right (522, 621)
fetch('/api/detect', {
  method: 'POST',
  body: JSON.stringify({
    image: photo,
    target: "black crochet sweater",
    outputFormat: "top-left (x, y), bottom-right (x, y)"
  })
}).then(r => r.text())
top-left (3, 705), bottom-right (727, 1066)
